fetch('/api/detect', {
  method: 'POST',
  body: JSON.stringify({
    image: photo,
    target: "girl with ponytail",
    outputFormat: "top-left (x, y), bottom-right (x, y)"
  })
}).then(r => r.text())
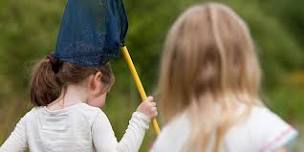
top-left (0, 54), bottom-right (157, 152)
top-left (0, 0), bottom-right (157, 151)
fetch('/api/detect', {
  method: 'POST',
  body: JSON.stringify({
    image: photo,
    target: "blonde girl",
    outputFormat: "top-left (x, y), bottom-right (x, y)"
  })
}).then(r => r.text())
top-left (152, 2), bottom-right (298, 152)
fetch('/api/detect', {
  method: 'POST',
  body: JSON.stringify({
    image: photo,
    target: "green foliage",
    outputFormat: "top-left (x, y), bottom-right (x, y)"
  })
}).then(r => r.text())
top-left (0, 0), bottom-right (303, 151)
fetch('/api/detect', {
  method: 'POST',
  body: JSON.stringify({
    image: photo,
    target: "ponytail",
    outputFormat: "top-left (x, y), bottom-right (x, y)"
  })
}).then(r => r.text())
top-left (30, 57), bottom-right (62, 106)
top-left (30, 55), bottom-right (114, 106)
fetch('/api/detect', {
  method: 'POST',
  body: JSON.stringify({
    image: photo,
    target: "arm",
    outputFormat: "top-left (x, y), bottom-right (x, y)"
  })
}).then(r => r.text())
top-left (0, 117), bottom-right (28, 152)
top-left (117, 112), bottom-right (150, 151)
top-left (92, 110), bottom-right (150, 152)
top-left (92, 97), bottom-right (156, 152)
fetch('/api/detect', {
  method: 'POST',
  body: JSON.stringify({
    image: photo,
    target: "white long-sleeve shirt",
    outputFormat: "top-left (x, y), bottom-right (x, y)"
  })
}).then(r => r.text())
top-left (0, 103), bottom-right (150, 152)
top-left (151, 106), bottom-right (298, 152)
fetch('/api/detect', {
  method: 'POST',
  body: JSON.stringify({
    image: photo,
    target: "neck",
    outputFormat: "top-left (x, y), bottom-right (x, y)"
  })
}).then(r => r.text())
top-left (47, 84), bottom-right (88, 110)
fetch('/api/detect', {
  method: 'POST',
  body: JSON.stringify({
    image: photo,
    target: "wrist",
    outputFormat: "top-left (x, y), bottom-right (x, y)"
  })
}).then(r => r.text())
top-left (133, 111), bottom-right (151, 128)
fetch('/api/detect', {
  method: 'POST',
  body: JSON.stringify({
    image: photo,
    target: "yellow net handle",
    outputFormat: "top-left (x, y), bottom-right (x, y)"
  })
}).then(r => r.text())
top-left (120, 46), bottom-right (161, 135)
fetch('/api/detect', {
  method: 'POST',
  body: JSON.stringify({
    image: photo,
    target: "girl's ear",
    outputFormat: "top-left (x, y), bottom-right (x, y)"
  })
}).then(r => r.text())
top-left (89, 72), bottom-right (106, 96)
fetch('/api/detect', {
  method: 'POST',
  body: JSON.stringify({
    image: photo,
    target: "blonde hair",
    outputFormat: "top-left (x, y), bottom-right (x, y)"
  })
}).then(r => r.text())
top-left (158, 2), bottom-right (262, 151)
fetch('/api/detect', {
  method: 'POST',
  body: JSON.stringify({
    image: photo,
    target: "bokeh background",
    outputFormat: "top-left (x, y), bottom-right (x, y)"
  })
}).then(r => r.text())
top-left (0, 0), bottom-right (303, 151)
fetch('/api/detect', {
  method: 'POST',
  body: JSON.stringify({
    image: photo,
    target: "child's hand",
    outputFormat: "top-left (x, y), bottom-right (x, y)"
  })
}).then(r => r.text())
top-left (137, 96), bottom-right (158, 119)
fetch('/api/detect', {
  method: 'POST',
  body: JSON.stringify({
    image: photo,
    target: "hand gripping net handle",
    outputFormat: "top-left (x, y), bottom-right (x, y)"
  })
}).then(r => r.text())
top-left (121, 46), bottom-right (161, 135)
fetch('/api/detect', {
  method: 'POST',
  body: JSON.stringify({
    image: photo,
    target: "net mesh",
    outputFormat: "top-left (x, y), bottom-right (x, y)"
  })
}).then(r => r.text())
top-left (54, 0), bottom-right (128, 66)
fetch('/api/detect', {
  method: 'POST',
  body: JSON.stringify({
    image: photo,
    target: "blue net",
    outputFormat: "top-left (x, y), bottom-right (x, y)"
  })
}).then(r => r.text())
top-left (54, 0), bottom-right (128, 66)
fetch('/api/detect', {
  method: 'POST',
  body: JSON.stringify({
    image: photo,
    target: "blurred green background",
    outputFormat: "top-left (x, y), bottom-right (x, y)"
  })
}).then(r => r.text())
top-left (0, 0), bottom-right (303, 151)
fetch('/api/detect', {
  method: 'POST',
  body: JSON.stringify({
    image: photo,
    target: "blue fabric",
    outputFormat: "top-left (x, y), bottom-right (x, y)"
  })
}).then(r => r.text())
top-left (54, 0), bottom-right (128, 66)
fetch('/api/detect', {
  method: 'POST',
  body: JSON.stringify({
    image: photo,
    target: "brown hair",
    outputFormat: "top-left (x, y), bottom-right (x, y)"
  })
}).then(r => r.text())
top-left (158, 2), bottom-right (262, 152)
top-left (30, 56), bottom-right (114, 106)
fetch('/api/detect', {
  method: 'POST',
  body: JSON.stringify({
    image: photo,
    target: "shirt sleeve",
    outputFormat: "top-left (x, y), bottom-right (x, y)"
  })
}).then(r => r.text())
top-left (92, 110), bottom-right (150, 152)
top-left (250, 107), bottom-right (298, 152)
top-left (0, 116), bottom-right (28, 152)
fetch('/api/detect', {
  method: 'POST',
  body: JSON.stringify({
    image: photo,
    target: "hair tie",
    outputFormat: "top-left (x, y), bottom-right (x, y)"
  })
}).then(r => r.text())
top-left (47, 54), bottom-right (57, 65)
top-left (46, 54), bottom-right (62, 73)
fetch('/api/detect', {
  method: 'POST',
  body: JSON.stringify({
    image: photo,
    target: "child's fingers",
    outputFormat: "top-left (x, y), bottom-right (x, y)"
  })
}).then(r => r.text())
top-left (137, 96), bottom-right (158, 118)
top-left (151, 107), bottom-right (158, 117)
top-left (150, 101), bottom-right (156, 107)
top-left (151, 107), bottom-right (157, 112)
top-left (146, 96), bottom-right (154, 102)
top-left (152, 110), bottom-right (158, 117)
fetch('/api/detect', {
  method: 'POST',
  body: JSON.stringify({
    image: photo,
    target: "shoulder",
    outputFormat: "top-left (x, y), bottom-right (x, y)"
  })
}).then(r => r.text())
top-left (226, 105), bottom-right (298, 151)
top-left (20, 106), bottom-right (43, 122)
top-left (23, 104), bottom-right (102, 118)
top-left (250, 106), bottom-right (298, 151)
top-left (8, 106), bottom-right (44, 130)
top-left (74, 103), bottom-right (104, 115)
top-left (151, 113), bottom-right (191, 152)
top-left (26, 104), bottom-right (107, 126)
top-left (247, 106), bottom-right (297, 137)
top-left (71, 103), bottom-right (108, 124)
